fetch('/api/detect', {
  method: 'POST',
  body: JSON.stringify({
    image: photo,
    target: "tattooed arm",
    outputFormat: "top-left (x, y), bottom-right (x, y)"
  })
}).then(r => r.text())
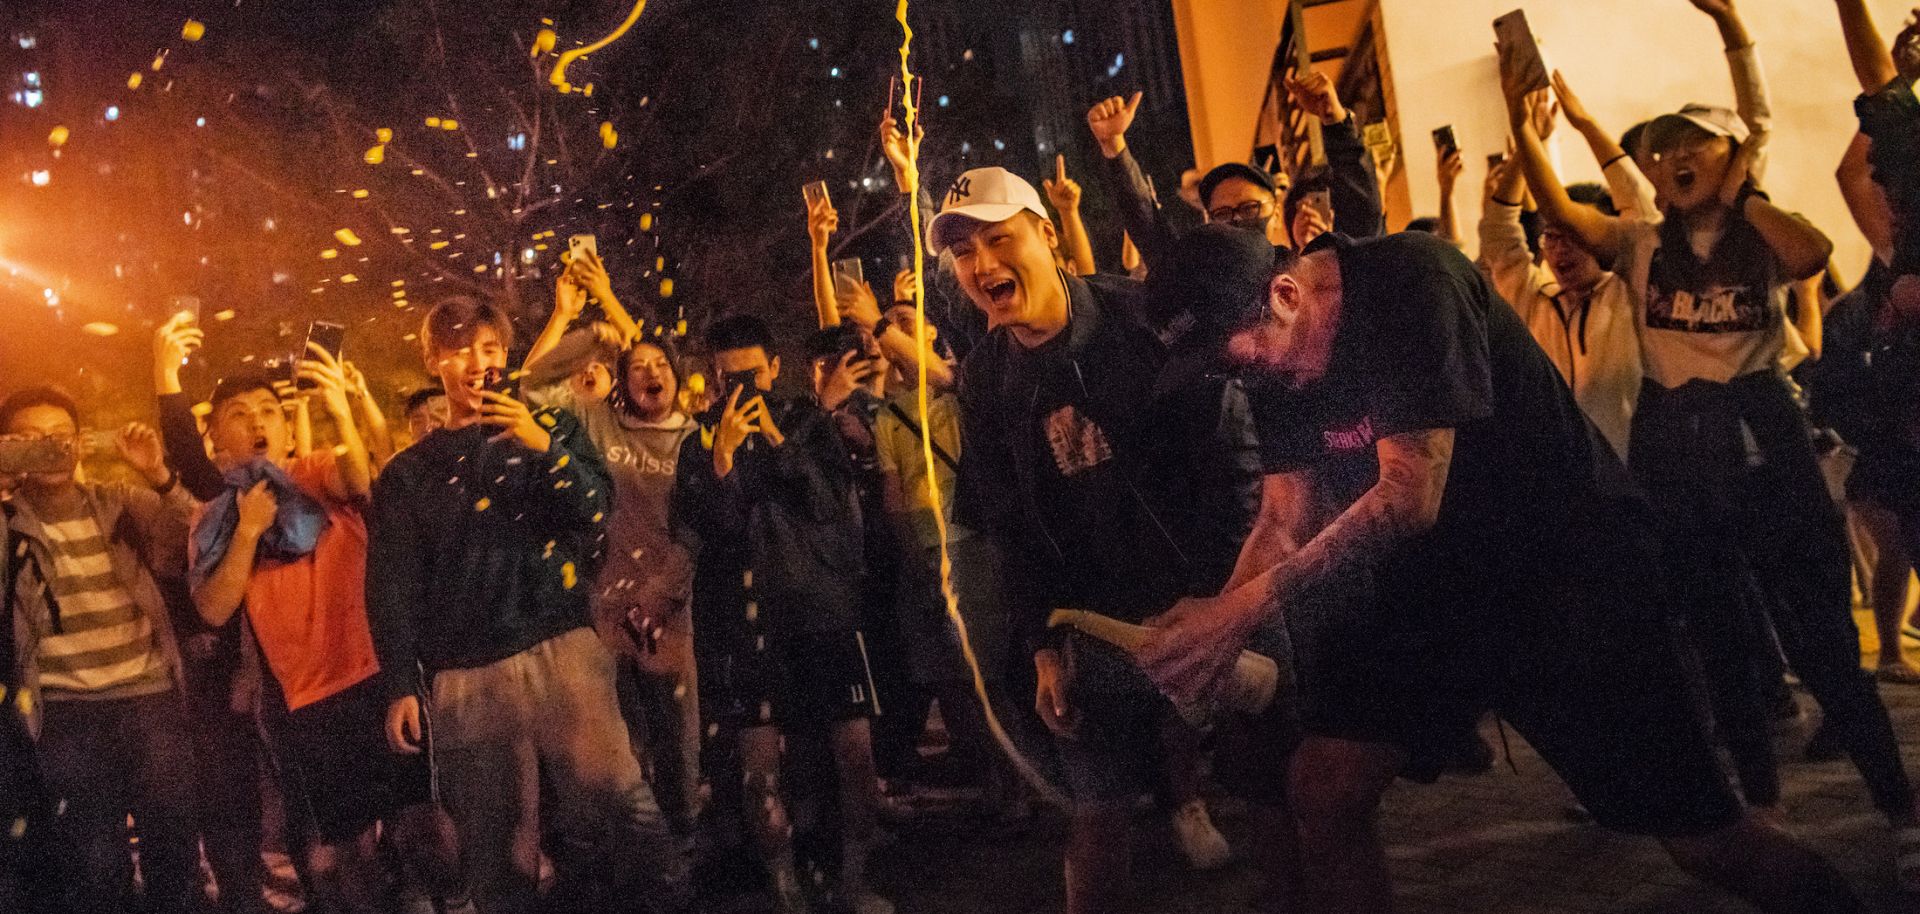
top-left (1141, 428), bottom-right (1454, 706)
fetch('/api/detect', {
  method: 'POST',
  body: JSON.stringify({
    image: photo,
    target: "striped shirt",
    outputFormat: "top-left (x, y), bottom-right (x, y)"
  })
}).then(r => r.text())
top-left (32, 513), bottom-right (170, 699)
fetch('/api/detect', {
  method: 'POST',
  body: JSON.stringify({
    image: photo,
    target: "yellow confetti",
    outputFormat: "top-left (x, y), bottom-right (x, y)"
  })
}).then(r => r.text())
top-left (655, 256), bottom-right (666, 271)
top-left (190, 401), bottom-right (213, 417)
top-left (474, 497), bottom-right (491, 512)
top-left (424, 116), bottom-right (441, 128)
top-left (686, 373), bottom-right (706, 396)
top-left (363, 145), bottom-right (386, 165)
top-left (81, 322), bottom-right (119, 337)
top-left (472, 264), bottom-right (487, 273)
top-left (376, 127), bottom-right (393, 143)
top-left (539, 414), bottom-right (559, 429)
top-left (17, 688), bottom-right (30, 717)
top-left (440, 119), bottom-right (459, 131)
top-left (340, 274), bottom-right (359, 283)
top-left (639, 213), bottom-right (653, 231)
top-left (599, 121), bottom-right (617, 149)
top-left (430, 241), bottom-right (450, 250)
top-left (561, 563), bottom-right (578, 589)
top-left (391, 279), bottom-right (406, 286)
top-left (674, 318), bottom-right (688, 335)
top-left (47, 126), bottom-right (68, 148)
top-left (533, 243), bottom-right (548, 251)
top-left (151, 53), bottom-right (166, 72)
top-left (583, 83), bottom-right (596, 97)
top-left (182, 19), bottom-right (205, 41)
top-left (550, 0), bottom-right (649, 93)
top-left (351, 189), bottom-right (369, 199)
top-left (334, 228), bottom-right (362, 246)
top-left (543, 541), bottom-right (556, 559)
top-left (659, 278), bottom-right (674, 298)
top-left (213, 309), bottom-right (235, 321)
top-left (127, 73), bottom-right (143, 89)
top-left (533, 28), bottom-right (557, 56)
top-left (319, 249), bottom-right (339, 259)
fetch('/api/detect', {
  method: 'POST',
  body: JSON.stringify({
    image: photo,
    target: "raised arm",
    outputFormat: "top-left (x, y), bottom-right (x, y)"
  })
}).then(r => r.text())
top-left (1507, 83), bottom-right (1622, 262)
top-left (152, 314), bottom-right (225, 501)
top-left (1435, 147), bottom-right (1465, 249)
top-left (341, 361), bottom-right (394, 470)
top-left (296, 342), bottom-right (371, 502)
top-left (1834, 0), bottom-right (1899, 93)
top-left (807, 191), bottom-right (842, 329)
top-left (569, 250), bottom-right (640, 342)
top-left (1289, 70), bottom-right (1385, 239)
top-left (1088, 92), bottom-right (1177, 275)
top-left (1478, 150), bottom-right (1550, 311)
top-left (1044, 155), bottom-right (1098, 276)
top-left (528, 272), bottom-right (588, 368)
top-left (1551, 70), bottom-right (1657, 223)
top-left (837, 270), bottom-right (955, 392)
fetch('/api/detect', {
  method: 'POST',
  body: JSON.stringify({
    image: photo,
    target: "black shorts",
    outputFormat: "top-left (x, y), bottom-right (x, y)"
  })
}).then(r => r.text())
top-left (716, 630), bottom-right (879, 730)
top-left (267, 677), bottom-right (433, 844)
top-left (1298, 516), bottom-right (1743, 839)
top-left (1057, 626), bottom-right (1298, 806)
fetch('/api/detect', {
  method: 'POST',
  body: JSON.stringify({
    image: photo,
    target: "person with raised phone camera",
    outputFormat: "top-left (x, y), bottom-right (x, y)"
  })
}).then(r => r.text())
top-left (366, 297), bottom-right (690, 914)
top-left (0, 387), bottom-right (201, 914)
top-left (185, 342), bottom-right (466, 914)
top-left (675, 314), bottom-right (890, 914)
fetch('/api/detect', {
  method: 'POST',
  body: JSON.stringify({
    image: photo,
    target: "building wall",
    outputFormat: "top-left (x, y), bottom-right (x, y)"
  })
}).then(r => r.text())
top-left (1378, 0), bottom-right (1910, 282)
top-left (1172, 0), bottom-right (1911, 282)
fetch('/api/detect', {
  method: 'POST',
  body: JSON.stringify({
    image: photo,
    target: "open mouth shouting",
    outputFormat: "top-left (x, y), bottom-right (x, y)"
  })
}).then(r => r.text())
top-left (982, 276), bottom-right (1018, 308)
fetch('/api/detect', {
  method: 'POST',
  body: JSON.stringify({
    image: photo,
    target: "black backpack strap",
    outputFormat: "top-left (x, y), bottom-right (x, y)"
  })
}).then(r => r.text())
top-left (883, 401), bottom-right (960, 473)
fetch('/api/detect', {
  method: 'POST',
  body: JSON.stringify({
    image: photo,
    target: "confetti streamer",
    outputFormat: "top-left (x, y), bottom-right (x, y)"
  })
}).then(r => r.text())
top-left (181, 20), bottom-right (205, 41)
top-left (548, 0), bottom-right (649, 93)
top-left (893, 0), bottom-right (1064, 809)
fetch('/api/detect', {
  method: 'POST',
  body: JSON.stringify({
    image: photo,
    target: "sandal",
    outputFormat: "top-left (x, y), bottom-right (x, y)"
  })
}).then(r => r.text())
top-left (1897, 826), bottom-right (1920, 894)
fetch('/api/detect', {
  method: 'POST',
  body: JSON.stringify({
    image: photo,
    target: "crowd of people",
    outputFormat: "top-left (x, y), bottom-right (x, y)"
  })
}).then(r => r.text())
top-left (4, 1), bottom-right (1920, 913)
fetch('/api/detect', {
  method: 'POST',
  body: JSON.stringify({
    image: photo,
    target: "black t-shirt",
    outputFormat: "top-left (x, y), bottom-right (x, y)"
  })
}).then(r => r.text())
top-left (1249, 233), bottom-right (1634, 599)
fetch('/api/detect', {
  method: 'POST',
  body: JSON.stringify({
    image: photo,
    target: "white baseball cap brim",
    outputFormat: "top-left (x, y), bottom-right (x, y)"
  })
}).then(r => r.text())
top-left (926, 203), bottom-right (1040, 252)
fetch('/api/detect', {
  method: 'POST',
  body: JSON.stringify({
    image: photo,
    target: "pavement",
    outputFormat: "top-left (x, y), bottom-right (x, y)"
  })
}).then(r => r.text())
top-left (851, 614), bottom-right (1920, 914)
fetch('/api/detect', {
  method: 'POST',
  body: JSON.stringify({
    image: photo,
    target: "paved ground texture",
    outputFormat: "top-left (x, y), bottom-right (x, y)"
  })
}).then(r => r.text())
top-left (852, 631), bottom-right (1920, 914)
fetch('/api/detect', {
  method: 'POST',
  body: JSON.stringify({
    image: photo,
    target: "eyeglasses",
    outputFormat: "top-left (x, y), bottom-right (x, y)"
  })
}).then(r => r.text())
top-left (14, 430), bottom-right (77, 446)
top-left (1208, 200), bottom-right (1272, 224)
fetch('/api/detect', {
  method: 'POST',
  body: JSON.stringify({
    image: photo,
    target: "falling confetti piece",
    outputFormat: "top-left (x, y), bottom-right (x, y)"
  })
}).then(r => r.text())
top-left (561, 562), bottom-right (578, 589)
top-left (674, 319), bottom-right (688, 335)
top-left (430, 241), bottom-right (449, 250)
top-left (340, 274), bottom-right (359, 283)
top-left (319, 249), bottom-right (339, 259)
top-left (182, 20), bottom-right (205, 41)
top-left (376, 127), bottom-right (393, 143)
top-left (151, 52), bottom-right (166, 72)
top-left (440, 119), bottom-right (459, 131)
top-left (660, 278), bottom-right (675, 298)
top-left (543, 541), bottom-right (556, 559)
top-left (745, 602), bottom-right (758, 622)
top-left (363, 145), bottom-right (386, 165)
top-left (127, 73), bottom-right (143, 89)
top-left (334, 228), bottom-right (362, 246)
top-left (425, 117), bottom-right (441, 128)
top-left (639, 213), bottom-right (653, 231)
top-left (600, 121), bottom-right (617, 148)
top-left (351, 189), bottom-right (369, 199)
top-left (532, 28), bottom-right (557, 56)
top-left (539, 415), bottom-right (559, 429)
top-left (47, 126), bottom-right (68, 147)
top-left (81, 322), bottom-right (119, 337)
top-left (474, 497), bottom-right (491, 512)
top-left (213, 309), bottom-right (235, 321)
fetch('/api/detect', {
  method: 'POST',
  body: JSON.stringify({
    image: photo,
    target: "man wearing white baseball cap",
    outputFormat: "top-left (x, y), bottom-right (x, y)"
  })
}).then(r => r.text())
top-left (935, 168), bottom-right (1288, 914)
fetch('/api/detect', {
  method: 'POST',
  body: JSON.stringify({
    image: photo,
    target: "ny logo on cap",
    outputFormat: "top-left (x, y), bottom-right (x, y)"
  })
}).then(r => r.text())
top-left (946, 176), bottom-right (972, 206)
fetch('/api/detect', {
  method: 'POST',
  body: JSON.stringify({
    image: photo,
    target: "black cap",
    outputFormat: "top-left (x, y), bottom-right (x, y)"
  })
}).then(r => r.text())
top-left (1146, 223), bottom-right (1276, 336)
top-left (1196, 163), bottom-right (1278, 211)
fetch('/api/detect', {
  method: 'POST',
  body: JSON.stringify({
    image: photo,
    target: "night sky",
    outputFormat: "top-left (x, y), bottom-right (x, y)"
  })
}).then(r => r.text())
top-left (0, 0), bottom-right (1193, 428)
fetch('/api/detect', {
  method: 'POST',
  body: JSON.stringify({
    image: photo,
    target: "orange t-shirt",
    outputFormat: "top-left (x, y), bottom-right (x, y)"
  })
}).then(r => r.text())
top-left (232, 454), bottom-right (379, 711)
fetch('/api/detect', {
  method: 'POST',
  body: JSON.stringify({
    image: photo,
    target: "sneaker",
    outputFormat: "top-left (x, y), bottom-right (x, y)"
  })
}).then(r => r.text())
top-left (1173, 799), bottom-right (1232, 871)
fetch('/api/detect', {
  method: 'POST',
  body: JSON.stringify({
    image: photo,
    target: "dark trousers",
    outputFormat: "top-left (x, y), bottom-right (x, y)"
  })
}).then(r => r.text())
top-left (180, 637), bottom-right (268, 914)
top-left (39, 689), bottom-right (203, 914)
top-left (1633, 372), bottom-right (1914, 817)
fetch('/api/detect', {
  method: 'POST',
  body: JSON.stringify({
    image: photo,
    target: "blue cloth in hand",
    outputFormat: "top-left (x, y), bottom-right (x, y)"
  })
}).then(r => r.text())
top-left (189, 459), bottom-right (331, 590)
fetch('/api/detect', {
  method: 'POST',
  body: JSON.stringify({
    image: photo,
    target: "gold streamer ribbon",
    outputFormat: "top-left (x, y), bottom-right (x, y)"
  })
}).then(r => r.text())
top-left (895, 0), bottom-right (1066, 809)
top-left (549, 0), bottom-right (649, 93)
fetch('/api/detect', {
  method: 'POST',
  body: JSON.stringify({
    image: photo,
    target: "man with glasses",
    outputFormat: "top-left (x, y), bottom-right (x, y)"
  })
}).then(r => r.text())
top-left (1, 387), bottom-right (203, 914)
top-left (1087, 67), bottom-right (1383, 281)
